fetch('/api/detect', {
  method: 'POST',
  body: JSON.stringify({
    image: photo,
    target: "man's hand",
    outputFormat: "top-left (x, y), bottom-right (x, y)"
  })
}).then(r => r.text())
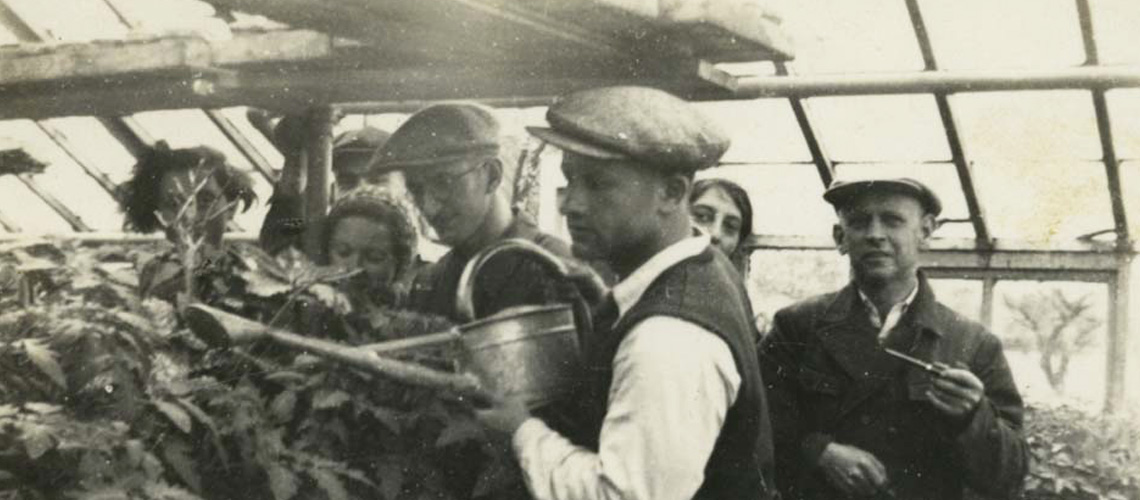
top-left (818, 442), bottom-right (889, 497)
top-left (474, 394), bottom-right (532, 437)
top-left (926, 363), bottom-right (984, 419)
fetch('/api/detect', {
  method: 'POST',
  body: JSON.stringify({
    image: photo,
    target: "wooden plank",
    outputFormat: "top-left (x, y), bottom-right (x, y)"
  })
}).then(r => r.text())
top-left (0, 60), bottom-right (734, 120)
top-left (0, 30), bottom-right (331, 85)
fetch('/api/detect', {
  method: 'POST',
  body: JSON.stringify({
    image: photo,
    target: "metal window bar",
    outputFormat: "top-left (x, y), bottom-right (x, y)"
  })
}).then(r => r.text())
top-left (903, 0), bottom-right (991, 246)
top-left (36, 121), bottom-right (122, 201)
top-left (204, 109), bottom-right (279, 184)
top-left (774, 61), bottom-right (835, 188)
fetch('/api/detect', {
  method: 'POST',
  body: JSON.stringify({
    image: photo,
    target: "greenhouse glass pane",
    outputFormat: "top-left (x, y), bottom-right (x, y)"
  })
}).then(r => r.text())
top-left (952, 91), bottom-right (1101, 161)
top-left (216, 108), bottom-right (284, 171)
top-left (0, 121), bottom-right (122, 231)
top-left (805, 95), bottom-right (950, 163)
top-left (131, 109), bottom-right (274, 232)
top-left (41, 117), bottom-right (137, 185)
top-left (1120, 161), bottom-right (1140, 238)
top-left (4, 0), bottom-right (128, 42)
top-left (917, 0), bottom-right (1084, 70)
top-left (927, 279), bottom-right (982, 322)
top-left (832, 162), bottom-right (974, 239)
top-left (1090, 0), bottom-right (1140, 65)
top-left (1107, 90), bottom-right (1140, 161)
top-left (0, 177), bottom-right (72, 233)
top-left (697, 100), bottom-right (811, 164)
top-left (749, 249), bottom-right (850, 332)
top-left (0, 23), bottom-right (19, 45)
top-left (993, 280), bottom-right (1108, 412)
top-left (698, 163), bottom-right (832, 236)
top-left (973, 160), bottom-right (1112, 241)
top-left (780, 0), bottom-right (923, 74)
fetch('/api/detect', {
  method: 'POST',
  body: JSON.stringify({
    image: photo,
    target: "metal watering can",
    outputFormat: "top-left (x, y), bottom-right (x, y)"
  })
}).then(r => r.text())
top-left (184, 238), bottom-right (589, 408)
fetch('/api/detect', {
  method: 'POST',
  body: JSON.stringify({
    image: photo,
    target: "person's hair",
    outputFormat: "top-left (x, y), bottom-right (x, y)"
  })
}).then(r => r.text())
top-left (118, 142), bottom-right (256, 233)
top-left (690, 178), bottom-right (753, 245)
top-left (320, 189), bottom-right (418, 278)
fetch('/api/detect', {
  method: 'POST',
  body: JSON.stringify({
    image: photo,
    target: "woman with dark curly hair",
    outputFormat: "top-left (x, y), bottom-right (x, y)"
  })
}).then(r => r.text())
top-left (119, 141), bottom-right (256, 248)
top-left (118, 142), bottom-right (257, 302)
top-left (320, 186), bottom-right (420, 309)
top-left (689, 178), bottom-right (753, 274)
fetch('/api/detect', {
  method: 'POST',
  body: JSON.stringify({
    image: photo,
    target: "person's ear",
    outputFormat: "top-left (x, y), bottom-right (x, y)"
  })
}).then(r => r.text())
top-left (919, 213), bottom-right (937, 244)
top-left (484, 158), bottom-right (503, 194)
top-left (833, 223), bottom-right (848, 255)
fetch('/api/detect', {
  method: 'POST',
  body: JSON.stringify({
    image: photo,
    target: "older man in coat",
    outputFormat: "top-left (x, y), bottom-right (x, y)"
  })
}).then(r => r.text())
top-left (760, 178), bottom-right (1028, 500)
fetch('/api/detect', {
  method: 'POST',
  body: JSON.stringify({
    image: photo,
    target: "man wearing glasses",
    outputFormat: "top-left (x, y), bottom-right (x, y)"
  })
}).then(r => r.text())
top-left (369, 102), bottom-right (592, 322)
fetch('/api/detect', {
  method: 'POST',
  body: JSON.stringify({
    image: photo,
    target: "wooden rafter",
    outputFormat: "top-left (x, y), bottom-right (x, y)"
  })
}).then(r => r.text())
top-left (204, 109), bottom-right (278, 184)
top-left (0, 30), bottom-right (331, 86)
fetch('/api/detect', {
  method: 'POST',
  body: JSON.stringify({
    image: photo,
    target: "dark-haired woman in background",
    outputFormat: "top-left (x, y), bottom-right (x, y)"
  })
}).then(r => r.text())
top-left (690, 178), bottom-right (753, 274)
top-left (118, 142), bottom-right (257, 303)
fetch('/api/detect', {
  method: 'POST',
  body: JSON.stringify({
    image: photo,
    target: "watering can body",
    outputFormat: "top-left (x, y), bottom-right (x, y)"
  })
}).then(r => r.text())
top-left (185, 238), bottom-right (595, 409)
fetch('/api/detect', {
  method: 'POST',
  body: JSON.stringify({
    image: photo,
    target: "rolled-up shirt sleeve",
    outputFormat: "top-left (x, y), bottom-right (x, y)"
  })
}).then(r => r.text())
top-left (512, 316), bottom-right (741, 500)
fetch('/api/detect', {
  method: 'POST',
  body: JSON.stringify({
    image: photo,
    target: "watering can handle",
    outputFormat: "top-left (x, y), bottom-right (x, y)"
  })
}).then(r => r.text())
top-left (455, 238), bottom-right (596, 335)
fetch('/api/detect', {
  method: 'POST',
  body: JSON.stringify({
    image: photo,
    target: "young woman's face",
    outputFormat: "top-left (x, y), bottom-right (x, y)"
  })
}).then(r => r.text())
top-left (328, 216), bottom-right (399, 285)
top-left (157, 169), bottom-right (232, 245)
top-left (690, 186), bottom-right (744, 256)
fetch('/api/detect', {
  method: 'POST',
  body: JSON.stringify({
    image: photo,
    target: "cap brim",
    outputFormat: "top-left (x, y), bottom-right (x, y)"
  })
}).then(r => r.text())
top-left (368, 152), bottom-right (483, 174)
top-left (526, 126), bottom-right (628, 160)
top-left (824, 180), bottom-right (942, 216)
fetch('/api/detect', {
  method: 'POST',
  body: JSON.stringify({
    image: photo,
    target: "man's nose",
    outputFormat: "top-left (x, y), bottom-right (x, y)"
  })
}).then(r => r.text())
top-left (865, 218), bottom-right (887, 239)
top-left (558, 186), bottom-right (584, 216)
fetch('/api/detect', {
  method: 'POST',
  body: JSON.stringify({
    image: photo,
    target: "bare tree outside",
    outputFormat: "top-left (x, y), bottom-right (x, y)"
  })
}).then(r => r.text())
top-left (1003, 289), bottom-right (1104, 393)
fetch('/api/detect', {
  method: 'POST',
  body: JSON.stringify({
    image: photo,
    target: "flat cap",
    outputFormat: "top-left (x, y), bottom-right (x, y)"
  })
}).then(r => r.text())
top-left (527, 86), bottom-right (730, 172)
top-left (369, 103), bottom-right (500, 172)
top-left (823, 177), bottom-right (942, 216)
top-left (333, 127), bottom-right (389, 168)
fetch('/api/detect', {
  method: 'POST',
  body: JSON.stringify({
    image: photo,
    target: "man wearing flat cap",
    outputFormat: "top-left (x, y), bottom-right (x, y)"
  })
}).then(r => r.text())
top-left (759, 178), bottom-right (1028, 499)
top-left (475, 86), bottom-right (776, 500)
top-left (370, 102), bottom-right (589, 322)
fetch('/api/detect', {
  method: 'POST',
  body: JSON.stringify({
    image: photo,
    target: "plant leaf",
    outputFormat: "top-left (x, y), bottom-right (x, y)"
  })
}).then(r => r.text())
top-left (154, 400), bottom-right (193, 434)
top-left (162, 437), bottom-right (202, 492)
top-left (309, 468), bottom-right (349, 500)
top-left (23, 402), bottom-right (60, 414)
top-left (312, 390), bottom-right (351, 410)
top-left (22, 424), bottom-right (55, 459)
top-left (267, 464), bottom-right (299, 500)
top-left (270, 391), bottom-right (298, 422)
top-left (377, 462), bottom-right (403, 500)
top-left (435, 418), bottom-right (484, 447)
top-left (22, 339), bottom-right (67, 389)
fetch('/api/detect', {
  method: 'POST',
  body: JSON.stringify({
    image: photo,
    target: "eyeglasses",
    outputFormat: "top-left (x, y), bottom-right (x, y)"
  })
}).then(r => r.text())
top-left (405, 161), bottom-right (486, 201)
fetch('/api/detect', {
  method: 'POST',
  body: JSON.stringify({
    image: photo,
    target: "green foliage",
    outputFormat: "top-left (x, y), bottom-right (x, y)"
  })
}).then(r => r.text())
top-left (1022, 403), bottom-right (1140, 500)
top-left (0, 242), bottom-right (522, 500)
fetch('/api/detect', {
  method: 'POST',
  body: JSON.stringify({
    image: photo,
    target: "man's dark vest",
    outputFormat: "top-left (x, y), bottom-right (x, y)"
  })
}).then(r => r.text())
top-left (571, 247), bottom-right (776, 500)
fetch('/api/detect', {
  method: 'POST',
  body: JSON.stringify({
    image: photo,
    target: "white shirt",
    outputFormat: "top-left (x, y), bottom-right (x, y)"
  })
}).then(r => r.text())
top-left (858, 284), bottom-right (919, 340)
top-left (512, 234), bottom-right (742, 500)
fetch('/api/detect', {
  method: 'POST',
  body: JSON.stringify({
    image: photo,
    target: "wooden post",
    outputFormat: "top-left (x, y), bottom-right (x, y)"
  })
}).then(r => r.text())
top-left (303, 106), bottom-right (334, 258)
top-left (1105, 254), bottom-right (1132, 413)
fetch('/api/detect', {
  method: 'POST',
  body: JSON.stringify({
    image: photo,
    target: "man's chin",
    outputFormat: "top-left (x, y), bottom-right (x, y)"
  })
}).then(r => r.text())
top-left (571, 241), bottom-right (604, 261)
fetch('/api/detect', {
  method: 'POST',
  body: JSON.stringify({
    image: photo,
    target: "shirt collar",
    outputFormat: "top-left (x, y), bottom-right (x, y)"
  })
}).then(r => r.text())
top-left (611, 234), bottom-right (710, 319)
top-left (857, 282), bottom-right (919, 325)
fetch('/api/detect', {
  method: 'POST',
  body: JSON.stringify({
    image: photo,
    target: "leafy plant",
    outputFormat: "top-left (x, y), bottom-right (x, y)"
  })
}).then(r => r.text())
top-left (1021, 403), bottom-right (1140, 500)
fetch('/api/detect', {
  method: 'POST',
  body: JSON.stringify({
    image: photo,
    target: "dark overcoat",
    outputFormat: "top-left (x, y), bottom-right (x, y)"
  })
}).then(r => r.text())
top-left (759, 273), bottom-right (1028, 500)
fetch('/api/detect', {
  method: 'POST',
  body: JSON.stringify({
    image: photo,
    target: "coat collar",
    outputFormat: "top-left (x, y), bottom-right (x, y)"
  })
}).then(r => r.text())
top-left (820, 270), bottom-right (946, 338)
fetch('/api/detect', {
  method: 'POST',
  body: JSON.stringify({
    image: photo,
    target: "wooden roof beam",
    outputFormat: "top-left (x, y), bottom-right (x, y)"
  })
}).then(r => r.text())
top-left (0, 30), bottom-right (331, 86)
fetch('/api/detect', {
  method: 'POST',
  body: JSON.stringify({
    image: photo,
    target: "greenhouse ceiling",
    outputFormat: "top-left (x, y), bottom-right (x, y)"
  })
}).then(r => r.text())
top-left (0, 0), bottom-right (1139, 259)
